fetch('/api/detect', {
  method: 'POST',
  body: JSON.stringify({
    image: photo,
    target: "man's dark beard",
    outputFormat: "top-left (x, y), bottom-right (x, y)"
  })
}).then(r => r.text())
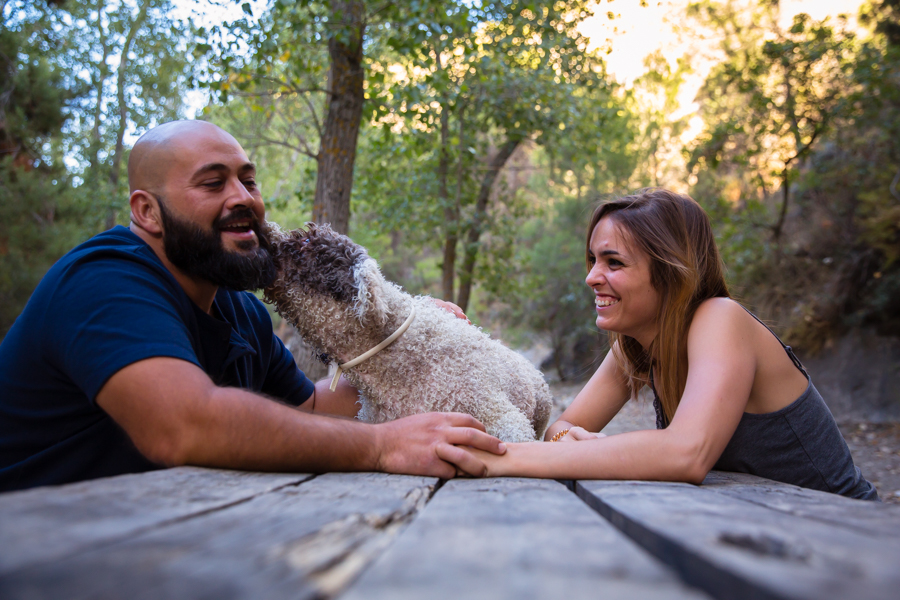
top-left (156, 196), bottom-right (276, 291)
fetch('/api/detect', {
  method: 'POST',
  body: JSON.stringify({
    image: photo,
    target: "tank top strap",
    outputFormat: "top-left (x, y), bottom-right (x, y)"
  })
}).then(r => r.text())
top-left (734, 302), bottom-right (809, 379)
top-left (649, 366), bottom-right (670, 430)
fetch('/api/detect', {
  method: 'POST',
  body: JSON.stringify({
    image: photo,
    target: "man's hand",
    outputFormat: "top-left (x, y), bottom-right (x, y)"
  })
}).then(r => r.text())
top-left (373, 413), bottom-right (506, 478)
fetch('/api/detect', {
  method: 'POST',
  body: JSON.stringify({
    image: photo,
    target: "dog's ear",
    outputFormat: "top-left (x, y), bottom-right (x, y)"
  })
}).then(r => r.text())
top-left (351, 258), bottom-right (389, 325)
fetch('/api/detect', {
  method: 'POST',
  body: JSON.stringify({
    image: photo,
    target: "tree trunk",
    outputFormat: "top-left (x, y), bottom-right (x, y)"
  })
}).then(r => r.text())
top-left (109, 0), bottom-right (149, 191)
top-left (455, 137), bottom-right (521, 312)
top-left (435, 49), bottom-right (459, 302)
top-left (312, 0), bottom-right (365, 235)
top-left (88, 0), bottom-right (110, 181)
top-left (106, 0), bottom-right (149, 230)
top-left (773, 166), bottom-right (789, 243)
top-left (438, 103), bottom-right (456, 302)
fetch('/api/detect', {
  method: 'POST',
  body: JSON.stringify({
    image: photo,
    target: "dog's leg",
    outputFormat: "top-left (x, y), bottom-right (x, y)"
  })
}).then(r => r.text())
top-left (468, 393), bottom-right (538, 443)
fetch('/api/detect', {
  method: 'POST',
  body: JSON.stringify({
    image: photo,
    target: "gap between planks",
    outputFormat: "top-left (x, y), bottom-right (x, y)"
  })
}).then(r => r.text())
top-left (564, 477), bottom-right (900, 600)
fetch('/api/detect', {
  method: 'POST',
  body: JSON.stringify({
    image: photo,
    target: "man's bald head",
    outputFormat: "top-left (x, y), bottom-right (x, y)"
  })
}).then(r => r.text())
top-left (127, 120), bottom-right (243, 193)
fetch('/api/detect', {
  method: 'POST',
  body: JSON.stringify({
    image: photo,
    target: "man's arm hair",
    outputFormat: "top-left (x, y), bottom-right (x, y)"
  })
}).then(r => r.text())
top-left (95, 357), bottom-right (505, 476)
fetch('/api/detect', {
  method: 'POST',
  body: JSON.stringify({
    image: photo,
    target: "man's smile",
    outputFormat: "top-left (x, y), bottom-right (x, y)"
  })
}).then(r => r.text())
top-left (216, 212), bottom-right (260, 243)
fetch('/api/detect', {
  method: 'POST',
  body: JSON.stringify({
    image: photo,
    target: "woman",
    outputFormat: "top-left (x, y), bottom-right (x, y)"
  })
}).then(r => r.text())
top-left (466, 188), bottom-right (878, 500)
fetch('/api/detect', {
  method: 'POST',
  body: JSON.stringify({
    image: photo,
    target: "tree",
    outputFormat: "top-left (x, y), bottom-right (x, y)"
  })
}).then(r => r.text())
top-left (211, 0), bottom-right (469, 235)
top-left (62, 0), bottom-right (196, 223)
top-left (0, 0), bottom-right (197, 336)
top-left (682, 0), bottom-right (900, 350)
top-left (0, 1), bottom-right (91, 336)
top-left (687, 0), bottom-right (855, 243)
top-left (361, 1), bottom-right (614, 311)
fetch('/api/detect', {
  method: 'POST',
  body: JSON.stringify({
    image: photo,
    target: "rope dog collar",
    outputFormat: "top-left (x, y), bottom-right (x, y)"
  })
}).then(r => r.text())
top-left (329, 306), bottom-right (416, 392)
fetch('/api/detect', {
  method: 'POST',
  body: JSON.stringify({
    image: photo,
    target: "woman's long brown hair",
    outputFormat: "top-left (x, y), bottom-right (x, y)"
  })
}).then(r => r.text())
top-left (586, 189), bottom-right (730, 422)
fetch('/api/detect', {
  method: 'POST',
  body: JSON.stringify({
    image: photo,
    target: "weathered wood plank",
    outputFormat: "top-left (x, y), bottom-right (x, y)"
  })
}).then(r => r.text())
top-left (0, 466), bottom-right (311, 577)
top-left (701, 471), bottom-right (900, 537)
top-left (0, 472), bottom-right (436, 600)
top-left (341, 478), bottom-right (710, 600)
top-left (576, 479), bottom-right (900, 600)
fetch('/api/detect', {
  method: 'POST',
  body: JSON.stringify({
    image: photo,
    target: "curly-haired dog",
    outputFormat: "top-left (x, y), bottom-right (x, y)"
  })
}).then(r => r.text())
top-left (264, 223), bottom-right (552, 442)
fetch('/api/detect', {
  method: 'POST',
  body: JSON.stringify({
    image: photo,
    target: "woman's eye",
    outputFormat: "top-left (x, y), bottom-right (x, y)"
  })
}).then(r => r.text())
top-left (608, 259), bottom-right (623, 267)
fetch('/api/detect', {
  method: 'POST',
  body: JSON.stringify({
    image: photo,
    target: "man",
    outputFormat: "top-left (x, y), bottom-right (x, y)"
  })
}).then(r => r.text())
top-left (0, 121), bottom-right (504, 492)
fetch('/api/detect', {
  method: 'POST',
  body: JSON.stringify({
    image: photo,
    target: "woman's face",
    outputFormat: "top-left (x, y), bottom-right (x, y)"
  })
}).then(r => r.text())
top-left (586, 217), bottom-right (661, 349)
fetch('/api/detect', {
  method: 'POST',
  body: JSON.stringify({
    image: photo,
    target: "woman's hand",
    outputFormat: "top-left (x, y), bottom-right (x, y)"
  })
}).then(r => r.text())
top-left (558, 426), bottom-right (606, 442)
top-left (452, 444), bottom-right (514, 477)
top-left (430, 298), bottom-right (471, 324)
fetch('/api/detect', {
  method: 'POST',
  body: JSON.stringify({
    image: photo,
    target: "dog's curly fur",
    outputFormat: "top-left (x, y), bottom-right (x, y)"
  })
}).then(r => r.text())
top-left (264, 222), bottom-right (552, 442)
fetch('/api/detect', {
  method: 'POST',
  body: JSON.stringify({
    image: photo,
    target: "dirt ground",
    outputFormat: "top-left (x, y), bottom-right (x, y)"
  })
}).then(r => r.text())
top-left (548, 381), bottom-right (900, 504)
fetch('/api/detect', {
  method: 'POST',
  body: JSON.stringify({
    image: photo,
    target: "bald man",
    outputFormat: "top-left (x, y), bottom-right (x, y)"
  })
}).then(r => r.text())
top-left (0, 120), bottom-right (503, 492)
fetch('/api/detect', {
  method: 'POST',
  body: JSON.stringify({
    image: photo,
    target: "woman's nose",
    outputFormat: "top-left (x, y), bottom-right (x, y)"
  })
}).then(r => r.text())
top-left (586, 264), bottom-right (606, 287)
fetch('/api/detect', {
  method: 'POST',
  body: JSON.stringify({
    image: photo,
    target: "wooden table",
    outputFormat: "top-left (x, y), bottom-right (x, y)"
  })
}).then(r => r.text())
top-left (1, 468), bottom-right (898, 600)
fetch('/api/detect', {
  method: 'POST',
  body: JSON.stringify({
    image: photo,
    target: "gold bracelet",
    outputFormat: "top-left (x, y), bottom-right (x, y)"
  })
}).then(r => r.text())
top-left (550, 428), bottom-right (570, 442)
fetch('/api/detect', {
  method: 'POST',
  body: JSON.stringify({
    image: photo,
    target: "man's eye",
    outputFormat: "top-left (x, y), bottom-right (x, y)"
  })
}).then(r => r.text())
top-left (243, 179), bottom-right (257, 189)
top-left (202, 180), bottom-right (223, 188)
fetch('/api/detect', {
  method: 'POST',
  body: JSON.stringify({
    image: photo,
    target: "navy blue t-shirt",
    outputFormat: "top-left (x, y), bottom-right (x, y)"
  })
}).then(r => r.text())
top-left (0, 226), bottom-right (314, 492)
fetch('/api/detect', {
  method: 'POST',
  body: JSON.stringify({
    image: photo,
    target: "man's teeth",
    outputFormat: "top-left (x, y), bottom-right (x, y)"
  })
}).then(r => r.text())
top-left (223, 221), bottom-right (251, 230)
top-left (595, 297), bottom-right (619, 307)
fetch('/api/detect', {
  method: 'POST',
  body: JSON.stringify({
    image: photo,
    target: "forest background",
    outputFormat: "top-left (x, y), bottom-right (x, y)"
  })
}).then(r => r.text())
top-left (2, 0), bottom-right (899, 415)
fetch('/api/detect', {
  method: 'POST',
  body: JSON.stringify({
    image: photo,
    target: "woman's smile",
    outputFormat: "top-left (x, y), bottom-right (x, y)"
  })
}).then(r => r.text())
top-left (594, 295), bottom-right (619, 308)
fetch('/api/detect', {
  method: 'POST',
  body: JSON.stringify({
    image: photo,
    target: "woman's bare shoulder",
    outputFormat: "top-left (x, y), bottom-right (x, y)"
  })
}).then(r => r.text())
top-left (688, 298), bottom-right (756, 345)
top-left (693, 297), bottom-right (750, 322)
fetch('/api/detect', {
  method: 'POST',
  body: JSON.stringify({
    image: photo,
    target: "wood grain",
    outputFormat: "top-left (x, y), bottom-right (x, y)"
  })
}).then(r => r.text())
top-left (0, 472), bottom-right (435, 600)
top-left (701, 471), bottom-right (900, 537)
top-left (576, 479), bottom-right (900, 600)
top-left (0, 466), bottom-right (310, 576)
top-left (341, 478), bottom-right (710, 600)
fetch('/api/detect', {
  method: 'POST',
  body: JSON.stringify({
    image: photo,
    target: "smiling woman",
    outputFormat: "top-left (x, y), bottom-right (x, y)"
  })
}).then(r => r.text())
top-left (461, 188), bottom-right (879, 501)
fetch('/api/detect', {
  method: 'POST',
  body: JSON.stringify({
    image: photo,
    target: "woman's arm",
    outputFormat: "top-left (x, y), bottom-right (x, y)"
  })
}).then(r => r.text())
top-left (479, 299), bottom-right (758, 483)
top-left (544, 349), bottom-right (631, 441)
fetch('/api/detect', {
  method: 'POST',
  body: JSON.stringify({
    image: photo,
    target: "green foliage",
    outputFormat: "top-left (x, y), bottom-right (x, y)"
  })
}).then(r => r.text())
top-left (687, 0), bottom-right (854, 221)
top-left (686, 0), bottom-right (900, 348)
top-left (0, 163), bottom-right (105, 337)
top-left (0, 0), bottom-right (197, 336)
top-left (6, 0), bottom-right (895, 363)
top-left (492, 173), bottom-right (602, 380)
top-left (860, 0), bottom-right (900, 47)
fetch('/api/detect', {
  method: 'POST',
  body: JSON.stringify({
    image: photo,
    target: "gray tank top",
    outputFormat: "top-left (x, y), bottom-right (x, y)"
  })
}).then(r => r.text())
top-left (651, 308), bottom-right (879, 501)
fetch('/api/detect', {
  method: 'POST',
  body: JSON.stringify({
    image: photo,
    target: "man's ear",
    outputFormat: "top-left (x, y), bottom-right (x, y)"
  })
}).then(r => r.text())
top-left (130, 190), bottom-right (163, 235)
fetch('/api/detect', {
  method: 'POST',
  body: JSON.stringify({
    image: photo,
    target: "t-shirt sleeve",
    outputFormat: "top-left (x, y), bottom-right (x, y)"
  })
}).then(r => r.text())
top-left (42, 252), bottom-right (203, 403)
top-left (261, 331), bottom-right (316, 407)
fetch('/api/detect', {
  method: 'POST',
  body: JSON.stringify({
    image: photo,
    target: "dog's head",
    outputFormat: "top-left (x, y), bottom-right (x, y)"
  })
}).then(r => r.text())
top-left (264, 222), bottom-right (390, 326)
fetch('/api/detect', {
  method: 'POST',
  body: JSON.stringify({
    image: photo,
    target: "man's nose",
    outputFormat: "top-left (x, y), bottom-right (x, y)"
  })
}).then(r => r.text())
top-left (224, 178), bottom-right (257, 207)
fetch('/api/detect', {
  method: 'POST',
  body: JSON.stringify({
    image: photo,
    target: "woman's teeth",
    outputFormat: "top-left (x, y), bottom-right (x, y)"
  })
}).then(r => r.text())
top-left (595, 297), bottom-right (619, 307)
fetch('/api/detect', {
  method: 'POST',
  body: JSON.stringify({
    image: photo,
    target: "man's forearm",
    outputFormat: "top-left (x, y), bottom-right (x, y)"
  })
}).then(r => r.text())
top-left (177, 388), bottom-right (379, 473)
top-left (173, 386), bottom-right (379, 472)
